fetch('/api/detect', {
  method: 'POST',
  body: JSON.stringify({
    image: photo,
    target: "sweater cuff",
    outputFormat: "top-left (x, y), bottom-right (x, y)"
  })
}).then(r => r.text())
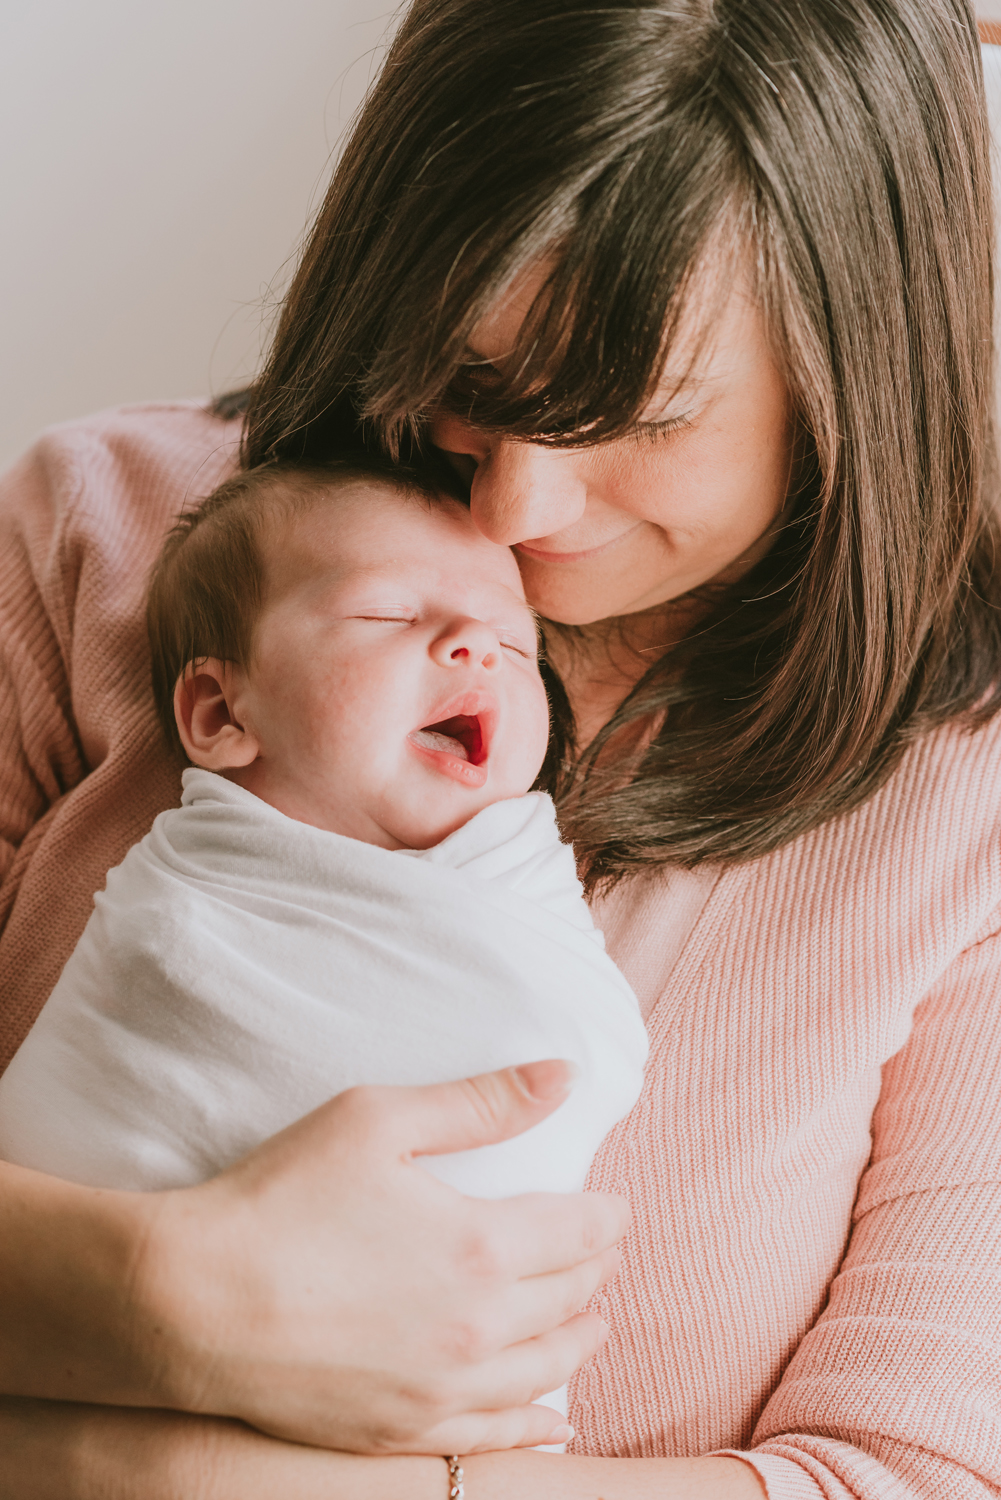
top-left (715, 1450), bottom-right (848, 1500)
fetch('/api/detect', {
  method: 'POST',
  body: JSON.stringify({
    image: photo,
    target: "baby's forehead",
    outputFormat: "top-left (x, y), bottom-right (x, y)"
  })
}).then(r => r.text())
top-left (266, 479), bottom-right (527, 598)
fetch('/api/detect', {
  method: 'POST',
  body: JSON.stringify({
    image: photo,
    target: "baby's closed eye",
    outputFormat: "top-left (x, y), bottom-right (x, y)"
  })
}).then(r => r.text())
top-left (499, 636), bottom-right (536, 659)
top-left (353, 612), bottom-right (417, 623)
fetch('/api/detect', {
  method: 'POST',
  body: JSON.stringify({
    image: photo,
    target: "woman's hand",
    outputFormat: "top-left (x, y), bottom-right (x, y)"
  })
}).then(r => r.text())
top-left (159, 1059), bottom-right (626, 1452)
top-left (0, 1059), bottom-right (627, 1455)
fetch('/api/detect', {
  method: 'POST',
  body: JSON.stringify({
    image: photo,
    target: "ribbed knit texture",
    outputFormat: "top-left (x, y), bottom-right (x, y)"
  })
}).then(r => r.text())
top-left (0, 402), bottom-right (240, 1057)
top-left (3, 403), bottom-right (1001, 1498)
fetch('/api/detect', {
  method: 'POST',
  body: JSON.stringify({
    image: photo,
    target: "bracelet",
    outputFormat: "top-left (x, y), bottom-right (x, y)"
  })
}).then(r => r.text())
top-left (445, 1455), bottom-right (465, 1499)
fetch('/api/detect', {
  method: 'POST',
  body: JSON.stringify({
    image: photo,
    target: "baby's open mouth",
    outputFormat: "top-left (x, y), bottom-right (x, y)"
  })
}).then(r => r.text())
top-left (409, 715), bottom-right (486, 766)
top-left (407, 694), bottom-right (497, 788)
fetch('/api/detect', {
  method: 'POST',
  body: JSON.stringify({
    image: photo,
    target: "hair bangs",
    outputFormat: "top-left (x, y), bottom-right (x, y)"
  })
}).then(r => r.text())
top-left (341, 4), bottom-right (747, 454)
top-left (419, 202), bottom-right (744, 452)
top-left (368, 178), bottom-right (746, 456)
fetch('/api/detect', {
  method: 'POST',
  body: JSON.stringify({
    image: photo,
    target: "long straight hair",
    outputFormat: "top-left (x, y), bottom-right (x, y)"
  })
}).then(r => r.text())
top-left (241, 0), bottom-right (1001, 883)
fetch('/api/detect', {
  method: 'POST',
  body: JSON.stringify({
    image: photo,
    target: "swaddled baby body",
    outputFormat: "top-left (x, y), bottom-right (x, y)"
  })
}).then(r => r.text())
top-left (0, 455), bottom-right (648, 1435)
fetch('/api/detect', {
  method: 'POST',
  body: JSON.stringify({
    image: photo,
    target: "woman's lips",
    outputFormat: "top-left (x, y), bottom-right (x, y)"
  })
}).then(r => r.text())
top-left (515, 523), bottom-right (643, 564)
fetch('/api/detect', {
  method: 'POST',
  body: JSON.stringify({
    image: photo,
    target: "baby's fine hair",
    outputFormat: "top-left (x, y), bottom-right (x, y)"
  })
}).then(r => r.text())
top-left (146, 454), bottom-right (446, 754)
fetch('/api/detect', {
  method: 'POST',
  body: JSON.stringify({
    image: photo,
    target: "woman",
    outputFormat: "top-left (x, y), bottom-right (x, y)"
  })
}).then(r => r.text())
top-left (2, 0), bottom-right (1000, 1494)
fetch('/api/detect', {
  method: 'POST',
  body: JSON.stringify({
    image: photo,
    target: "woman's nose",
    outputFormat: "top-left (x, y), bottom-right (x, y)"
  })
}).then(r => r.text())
top-left (430, 616), bottom-right (501, 671)
top-left (432, 418), bottom-right (588, 545)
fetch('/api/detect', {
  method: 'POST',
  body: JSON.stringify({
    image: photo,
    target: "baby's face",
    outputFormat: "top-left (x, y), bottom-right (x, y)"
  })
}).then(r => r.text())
top-left (224, 483), bottom-right (551, 848)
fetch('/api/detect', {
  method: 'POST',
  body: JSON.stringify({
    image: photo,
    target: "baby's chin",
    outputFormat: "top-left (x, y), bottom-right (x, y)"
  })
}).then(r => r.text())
top-left (378, 790), bottom-right (512, 851)
top-left (232, 756), bottom-right (537, 850)
top-left (375, 764), bottom-right (542, 850)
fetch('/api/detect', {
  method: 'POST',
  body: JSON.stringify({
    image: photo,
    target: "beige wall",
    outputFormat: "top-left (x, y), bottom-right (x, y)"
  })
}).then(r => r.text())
top-left (0, 1), bottom-right (399, 469)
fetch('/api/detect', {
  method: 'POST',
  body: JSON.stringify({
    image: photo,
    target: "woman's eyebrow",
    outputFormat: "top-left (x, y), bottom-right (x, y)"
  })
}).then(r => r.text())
top-left (638, 372), bottom-right (719, 419)
top-left (650, 367), bottom-right (717, 396)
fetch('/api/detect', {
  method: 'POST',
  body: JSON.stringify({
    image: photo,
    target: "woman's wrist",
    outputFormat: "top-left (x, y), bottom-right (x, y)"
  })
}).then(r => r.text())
top-left (459, 1450), bottom-right (769, 1500)
top-left (0, 1160), bottom-right (183, 1408)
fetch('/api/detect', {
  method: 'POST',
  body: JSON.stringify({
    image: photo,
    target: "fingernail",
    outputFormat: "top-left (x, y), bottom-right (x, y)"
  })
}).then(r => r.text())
top-left (513, 1059), bottom-right (579, 1101)
top-left (550, 1423), bottom-right (575, 1443)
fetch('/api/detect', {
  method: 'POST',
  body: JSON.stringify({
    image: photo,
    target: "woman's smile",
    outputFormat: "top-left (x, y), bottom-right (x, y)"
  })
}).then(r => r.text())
top-left (514, 522), bottom-right (645, 564)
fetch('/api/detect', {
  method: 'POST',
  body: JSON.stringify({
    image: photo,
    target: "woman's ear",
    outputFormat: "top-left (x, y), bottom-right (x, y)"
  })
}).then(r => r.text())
top-left (173, 659), bottom-right (260, 769)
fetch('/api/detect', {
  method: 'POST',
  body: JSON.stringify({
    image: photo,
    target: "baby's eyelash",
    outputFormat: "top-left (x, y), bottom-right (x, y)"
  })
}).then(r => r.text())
top-left (356, 615), bottom-right (535, 657)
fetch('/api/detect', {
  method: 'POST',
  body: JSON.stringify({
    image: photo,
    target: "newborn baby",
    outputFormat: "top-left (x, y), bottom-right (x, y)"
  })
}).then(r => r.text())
top-left (0, 457), bottom-right (647, 1428)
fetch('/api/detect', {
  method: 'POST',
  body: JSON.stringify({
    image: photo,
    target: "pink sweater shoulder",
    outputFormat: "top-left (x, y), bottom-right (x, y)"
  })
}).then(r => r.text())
top-left (3, 404), bottom-right (1001, 1498)
top-left (0, 401), bottom-right (240, 1061)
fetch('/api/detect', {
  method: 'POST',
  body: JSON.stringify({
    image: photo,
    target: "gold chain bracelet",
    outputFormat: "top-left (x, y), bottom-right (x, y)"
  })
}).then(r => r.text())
top-left (445, 1455), bottom-right (465, 1499)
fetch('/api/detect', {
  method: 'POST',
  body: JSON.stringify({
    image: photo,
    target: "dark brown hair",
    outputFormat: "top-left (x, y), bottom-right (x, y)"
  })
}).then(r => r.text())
top-left (232, 0), bottom-right (1001, 882)
top-left (146, 456), bottom-right (440, 754)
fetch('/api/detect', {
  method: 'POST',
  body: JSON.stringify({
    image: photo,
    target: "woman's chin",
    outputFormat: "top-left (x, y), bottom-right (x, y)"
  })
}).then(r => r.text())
top-left (520, 581), bottom-right (683, 628)
top-left (514, 550), bottom-right (690, 626)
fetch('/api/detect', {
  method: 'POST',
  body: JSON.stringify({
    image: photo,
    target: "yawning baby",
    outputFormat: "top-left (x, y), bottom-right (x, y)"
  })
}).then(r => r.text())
top-left (0, 455), bottom-right (648, 1435)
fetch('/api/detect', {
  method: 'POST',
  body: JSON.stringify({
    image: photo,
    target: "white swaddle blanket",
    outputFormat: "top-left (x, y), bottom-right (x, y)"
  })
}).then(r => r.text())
top-left (0, 765), bottom-right (646, 1198)
top-left (0, 770), bottom-right (648, 1432)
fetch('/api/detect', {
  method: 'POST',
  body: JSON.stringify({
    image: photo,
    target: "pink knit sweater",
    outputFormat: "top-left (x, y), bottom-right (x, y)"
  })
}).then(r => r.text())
top-left (3, 403), bottom-right (1001, 1499)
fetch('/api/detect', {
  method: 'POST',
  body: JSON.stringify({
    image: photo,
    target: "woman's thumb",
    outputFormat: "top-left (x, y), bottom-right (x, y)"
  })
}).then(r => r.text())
top-left (395, 1059), bottom-right (579, 1158)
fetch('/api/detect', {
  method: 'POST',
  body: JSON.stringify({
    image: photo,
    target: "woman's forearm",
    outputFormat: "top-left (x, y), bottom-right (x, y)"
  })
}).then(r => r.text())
top-left (463, 1451), bottom-right (768, 1499)
top-left (0, 1398), bottom-right (768, 1500)
top-left (0, 1398), bottom-right (447, 1500)
top-left (0, 1160), bottom-right (179, 1408)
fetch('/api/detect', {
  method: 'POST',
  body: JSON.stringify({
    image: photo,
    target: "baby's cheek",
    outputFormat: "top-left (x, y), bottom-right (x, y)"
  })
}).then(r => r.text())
top-left (518, 682), bottom-right (553, 781)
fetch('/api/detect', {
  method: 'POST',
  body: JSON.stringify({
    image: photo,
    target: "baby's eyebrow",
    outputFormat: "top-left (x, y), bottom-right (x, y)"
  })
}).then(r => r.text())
top-left (497, 590), bottom-right (542, 632)
top-left (511, 601), bottom-right (544, 647)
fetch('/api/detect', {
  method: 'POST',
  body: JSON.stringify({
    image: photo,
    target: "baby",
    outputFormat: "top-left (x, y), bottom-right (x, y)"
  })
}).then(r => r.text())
top-left (0, 456), bottom-right (647, 1429)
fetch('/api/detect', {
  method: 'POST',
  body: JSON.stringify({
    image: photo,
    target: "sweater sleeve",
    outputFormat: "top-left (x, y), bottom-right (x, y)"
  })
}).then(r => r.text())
top-left (0, 403), bottom-right (240, 1072)
top-left (0, 439), bottom-right (86, 894)
top-left (727, 917), bottom-right (1001, 1499)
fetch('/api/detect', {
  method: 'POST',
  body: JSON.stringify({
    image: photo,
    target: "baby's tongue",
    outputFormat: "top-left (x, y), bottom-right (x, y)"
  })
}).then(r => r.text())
top-left (409, 728), bottom-right (469, 761)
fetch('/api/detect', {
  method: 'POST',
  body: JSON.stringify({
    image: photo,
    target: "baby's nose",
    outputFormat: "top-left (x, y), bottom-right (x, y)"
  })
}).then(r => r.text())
top-left (432, 617), bottom-right (500, 669)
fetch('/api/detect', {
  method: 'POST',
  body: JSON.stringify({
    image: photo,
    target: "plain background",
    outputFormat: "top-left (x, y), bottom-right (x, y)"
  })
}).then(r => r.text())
top-left (0, 1), bottom-right (400, 469)
top-left (2, 5), bottom-right (1000, 471)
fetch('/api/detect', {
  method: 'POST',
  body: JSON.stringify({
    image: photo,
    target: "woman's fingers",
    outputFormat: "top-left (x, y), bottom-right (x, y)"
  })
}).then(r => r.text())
top-left (498, 1244), bottom-right (623, 1347)
top-left (378, 1059), bottom-right (579, 1156)
top-left (379, 1311), bottom-right (609, 1454)
top-left (480, 1188), bottom-right (631, 1278)
top-left (416, 1400), bottom-right (575, 1455)
top-left (456, 1309), bottom-right (610, 1415)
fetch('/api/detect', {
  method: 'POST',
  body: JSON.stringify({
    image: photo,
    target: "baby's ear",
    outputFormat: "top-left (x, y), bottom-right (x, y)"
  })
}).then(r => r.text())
top-left (174, 659), bottom-right (260, 769)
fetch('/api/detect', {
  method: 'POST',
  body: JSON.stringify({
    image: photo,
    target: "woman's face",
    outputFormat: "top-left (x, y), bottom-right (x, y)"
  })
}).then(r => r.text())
top-left (430, 266), bottom-right (795, 626)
